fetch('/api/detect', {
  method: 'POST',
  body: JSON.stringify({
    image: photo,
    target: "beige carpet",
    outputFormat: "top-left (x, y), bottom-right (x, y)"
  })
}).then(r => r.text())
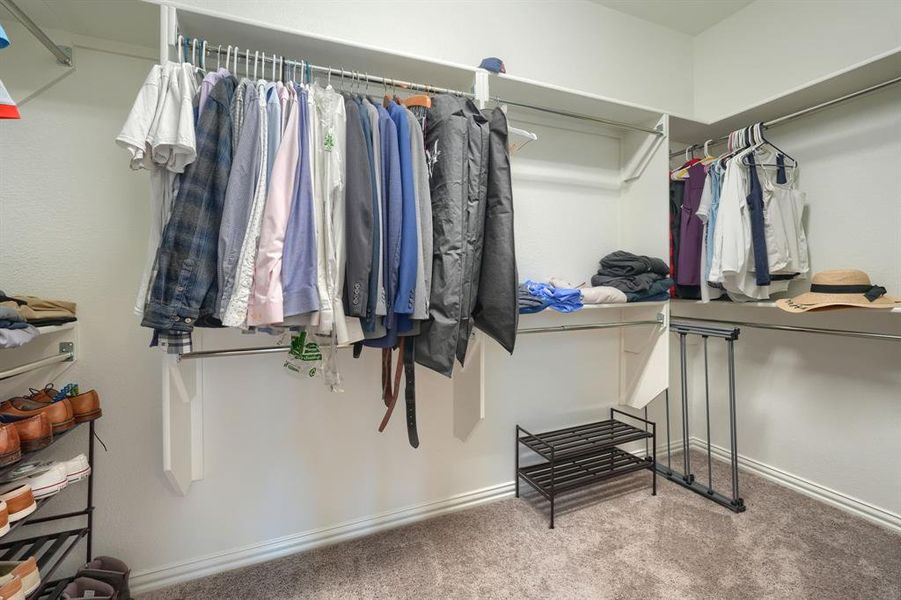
top-left (140, 451), bottom-right (901, 599)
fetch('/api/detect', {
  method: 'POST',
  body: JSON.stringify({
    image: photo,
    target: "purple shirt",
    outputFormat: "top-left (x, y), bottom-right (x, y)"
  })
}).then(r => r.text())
top-left (282, 86), bottom-right (319, 316)
top-left (676, 162), bottom-right (707, 286)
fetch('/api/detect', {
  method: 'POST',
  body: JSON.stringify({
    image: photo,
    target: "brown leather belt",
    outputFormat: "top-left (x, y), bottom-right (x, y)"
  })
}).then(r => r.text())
top-left (378, 339), bottom-right (419, 448)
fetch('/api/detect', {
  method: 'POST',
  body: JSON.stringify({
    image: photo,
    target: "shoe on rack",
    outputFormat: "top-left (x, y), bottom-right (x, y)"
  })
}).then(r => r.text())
top-left (25, 463), bottom-right (67, 499)
top-left (0, 558), bottom-right (40, 596)
top-left (0, 426), bottom-right (20, 468)
top-left (1, 414), bottom-right (52, 453)
top-left (0, 396), bottom-right (74, 435)
top-left (0, 574), bottom-right (24, 600)
top-left (77, 557), bottom-right (130, 599)
top-left (0, 501), bottom-right (9, 538)
top-left (63, 454), bottom-right (91, 484)
top-left (62, 577), bottom-right (116, 600)
top-left (0, 485), bottom-right (36, 522)
top-left (27, 385), bottom-right (102, 424)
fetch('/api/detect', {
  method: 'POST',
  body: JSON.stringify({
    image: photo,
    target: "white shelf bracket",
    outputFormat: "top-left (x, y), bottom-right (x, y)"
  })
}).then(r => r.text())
top-left (619, 304), bottom-right (669, 409)
top-left (453, 331), bottom-right (485, 441)
top-left (622, 115), bottom-right (667, 184)
top-left (162, 341), bottom-right (205, 495)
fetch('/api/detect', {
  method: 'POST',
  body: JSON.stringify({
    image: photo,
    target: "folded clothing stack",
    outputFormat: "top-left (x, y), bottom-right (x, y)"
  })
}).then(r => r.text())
top-left (590, 251), bottom-right (673, 302)
top-left (0, 303), bottom-right (38, 349)
top-left (518, 280), bottom-right (583, 314)
top-left (0, 293), bottom-right (77, 327)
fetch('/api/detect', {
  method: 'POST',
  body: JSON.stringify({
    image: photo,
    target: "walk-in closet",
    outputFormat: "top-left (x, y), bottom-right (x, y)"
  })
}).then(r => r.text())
top-left (0, 1), bottom-right (898, 598)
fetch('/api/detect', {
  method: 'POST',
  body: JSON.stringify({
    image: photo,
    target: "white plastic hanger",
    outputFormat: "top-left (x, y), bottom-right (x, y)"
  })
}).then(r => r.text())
top-left (225, 45), bottom-right (232, 73)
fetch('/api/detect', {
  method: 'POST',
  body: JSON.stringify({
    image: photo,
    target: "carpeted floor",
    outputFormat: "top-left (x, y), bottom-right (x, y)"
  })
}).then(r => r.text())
top-left (140, 451), bottom-right (901, 599)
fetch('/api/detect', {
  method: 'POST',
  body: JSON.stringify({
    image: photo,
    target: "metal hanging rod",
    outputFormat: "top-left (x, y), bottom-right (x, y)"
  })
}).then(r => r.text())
top-left (670, 75), bottom-right (901, 158)
top-left (0, 348), bottom-right (75, 381)
top-left (178, 315), bottom-right (665, 359)
top-left (491, 97), bottom-right (664, 136)
top-left (0, 0), bottom-right (72, 66)
top-left (519, 317), bottom-right (664, 335)
top-left (672, 316), bottom-right (901, 342)
top-left (183, 38), bottom-right (474, 98)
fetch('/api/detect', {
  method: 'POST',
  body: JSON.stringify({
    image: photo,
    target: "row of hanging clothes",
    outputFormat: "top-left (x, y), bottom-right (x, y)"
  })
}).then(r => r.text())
top-left (669, 123), bottom-right (809, 302)
top-left (116, 38), bottom-right (518, 446)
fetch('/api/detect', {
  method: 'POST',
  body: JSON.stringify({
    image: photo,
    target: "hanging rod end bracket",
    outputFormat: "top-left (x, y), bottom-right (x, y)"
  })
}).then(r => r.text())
top-left (59, 341), bottom-right (75, 360)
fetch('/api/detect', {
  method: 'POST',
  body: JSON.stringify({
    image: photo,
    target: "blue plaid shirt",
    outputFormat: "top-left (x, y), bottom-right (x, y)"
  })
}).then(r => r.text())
top-left (142, 76), bottom-right (237, 346)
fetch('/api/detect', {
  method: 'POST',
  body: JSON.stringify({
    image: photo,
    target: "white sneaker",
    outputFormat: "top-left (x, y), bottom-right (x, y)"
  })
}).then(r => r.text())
top-left (63, 454), bottom-right (91, 484)
top-left (26, 463), bottom-right (68, 499)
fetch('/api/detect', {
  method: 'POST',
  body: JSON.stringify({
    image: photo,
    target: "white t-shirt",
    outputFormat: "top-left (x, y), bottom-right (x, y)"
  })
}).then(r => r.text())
top-left (117, 62), bottom-right (200, 317)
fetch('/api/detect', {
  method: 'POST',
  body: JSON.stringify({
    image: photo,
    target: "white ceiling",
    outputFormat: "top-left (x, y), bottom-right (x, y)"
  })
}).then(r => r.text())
top-left (593, 0), bottom-right (753, 35)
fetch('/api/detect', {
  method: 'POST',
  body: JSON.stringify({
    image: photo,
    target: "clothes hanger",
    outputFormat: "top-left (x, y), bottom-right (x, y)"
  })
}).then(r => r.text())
top-left (225, 45), bottom-right (232, 73)
top-left (742, 122), bottom-right (798, 169)
top-left (201, 40), bottom-right (207, 72)
top-left (402, 78), bottom-right (432, 109)
top-left (216, 44), bottom-right (221, 70)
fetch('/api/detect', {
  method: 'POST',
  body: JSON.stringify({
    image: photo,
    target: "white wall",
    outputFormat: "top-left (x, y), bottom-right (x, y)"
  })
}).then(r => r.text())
top-left (670, 84), bottom-right (901, 521)
top-left (693, 0), bottom-right (901, 121)
top-left (0, 10), bottom-right (677, 589)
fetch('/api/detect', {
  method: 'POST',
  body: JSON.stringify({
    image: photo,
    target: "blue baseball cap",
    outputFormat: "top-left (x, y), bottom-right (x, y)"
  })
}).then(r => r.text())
top-left (478, 57), bottom-right (506, 74)
top-left (0, 23), bottom-right (9, 49)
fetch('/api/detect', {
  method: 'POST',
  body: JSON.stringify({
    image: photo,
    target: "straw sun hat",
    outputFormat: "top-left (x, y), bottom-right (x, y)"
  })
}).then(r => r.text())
top-left (776, 270), bottom-right (901, 313)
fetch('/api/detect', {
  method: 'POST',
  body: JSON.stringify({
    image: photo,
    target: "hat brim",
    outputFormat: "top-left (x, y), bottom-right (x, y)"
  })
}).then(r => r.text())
top-left (776, 292), bottom-right (901, 313)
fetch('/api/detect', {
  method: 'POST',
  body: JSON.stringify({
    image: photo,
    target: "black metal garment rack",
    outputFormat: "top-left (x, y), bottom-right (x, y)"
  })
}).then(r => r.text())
top-left (0, 421), bottom-right (97, 600)
top-left (656, 320), bottom-right (746, 513)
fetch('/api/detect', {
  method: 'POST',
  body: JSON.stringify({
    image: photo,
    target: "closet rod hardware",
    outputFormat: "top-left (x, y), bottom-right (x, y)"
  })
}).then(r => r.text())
top-left (178, 344), bottom-right (290, 361)
top-left (669, 75), bottom-right (901, 158)
top-left (492, 97), bottom-right (665, 136)
top-left (183, 38), bottom-right (475, 99)
top-left (177, 315), bottom-right (665, 360)
top-left (0, 344), bottom-right (75, 382)
top-left (670, 320), bottom-right (740, 340)
top-left (672, 316), bottom-right (901, 342)
top-left (0, 0), bottom-right (73, 66)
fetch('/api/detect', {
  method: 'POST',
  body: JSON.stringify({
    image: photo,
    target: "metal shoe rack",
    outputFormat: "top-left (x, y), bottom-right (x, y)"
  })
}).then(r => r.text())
top-left (516, 408), bottom-right (656, 528)
top-left (0, 421), bottom-right (96, 599)
top-left (0, 322), bottom-right (96, 599)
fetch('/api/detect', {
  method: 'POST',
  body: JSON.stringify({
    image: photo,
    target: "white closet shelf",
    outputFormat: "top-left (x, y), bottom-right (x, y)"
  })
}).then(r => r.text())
top-left (158, 1), bottom-right (479, 95)
top-left (577, 301), bottom-right (668, 311)
top-left (153, 2), bottom-right (668, 137)
top-left (35, 321), bottom-right (78, 335)
top-left (671, 299), bottom-right (901, 314)
top-left (670, 48), bottom-right (901, 143)
top-left (490, 73), bottom-right (666, 132)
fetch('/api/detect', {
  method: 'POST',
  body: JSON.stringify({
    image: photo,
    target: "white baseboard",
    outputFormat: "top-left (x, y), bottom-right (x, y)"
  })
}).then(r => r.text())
top-left (131, 481), bottom-right (515, 595)
top-left (133, 436), bottom-right (900, 594)
top-left (688, 437), bottom-right (901, 533)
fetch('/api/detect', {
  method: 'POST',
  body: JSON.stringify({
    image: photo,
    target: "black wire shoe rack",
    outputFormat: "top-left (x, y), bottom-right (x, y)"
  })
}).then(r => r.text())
top-left (516, 408), bottom-right (656, 528)
top-left (0, 420), bottom-right (97, 599)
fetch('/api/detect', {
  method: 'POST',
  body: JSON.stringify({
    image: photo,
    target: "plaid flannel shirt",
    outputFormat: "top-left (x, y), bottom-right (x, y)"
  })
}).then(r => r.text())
top-left (142, 76), bottom-right (237, 349)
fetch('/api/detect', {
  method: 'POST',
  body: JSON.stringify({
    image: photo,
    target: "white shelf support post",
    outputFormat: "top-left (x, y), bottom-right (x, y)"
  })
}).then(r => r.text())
top-left (473, 69), bottom-right (490, 109)
top-left (453, 331), bottom-right (485, 441)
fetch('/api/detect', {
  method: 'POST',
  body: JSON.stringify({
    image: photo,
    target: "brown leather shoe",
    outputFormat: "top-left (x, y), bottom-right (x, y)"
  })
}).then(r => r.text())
top-left (0, 398), bottom-right (74, 434)
top-left (0, 426), bottom-right (20, 468)
top-left (0, 573), bottom-right (22, 599)
top-left (8, 415), bottom-right (52, 453)
top-left (27, 387), bottom-right (102, 424)
top-left (0, 484), bottom-right (36, 522)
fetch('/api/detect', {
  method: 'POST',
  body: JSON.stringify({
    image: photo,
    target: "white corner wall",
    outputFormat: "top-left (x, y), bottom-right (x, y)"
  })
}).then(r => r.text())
top-left (692, 0), bottom-right (901, 121)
